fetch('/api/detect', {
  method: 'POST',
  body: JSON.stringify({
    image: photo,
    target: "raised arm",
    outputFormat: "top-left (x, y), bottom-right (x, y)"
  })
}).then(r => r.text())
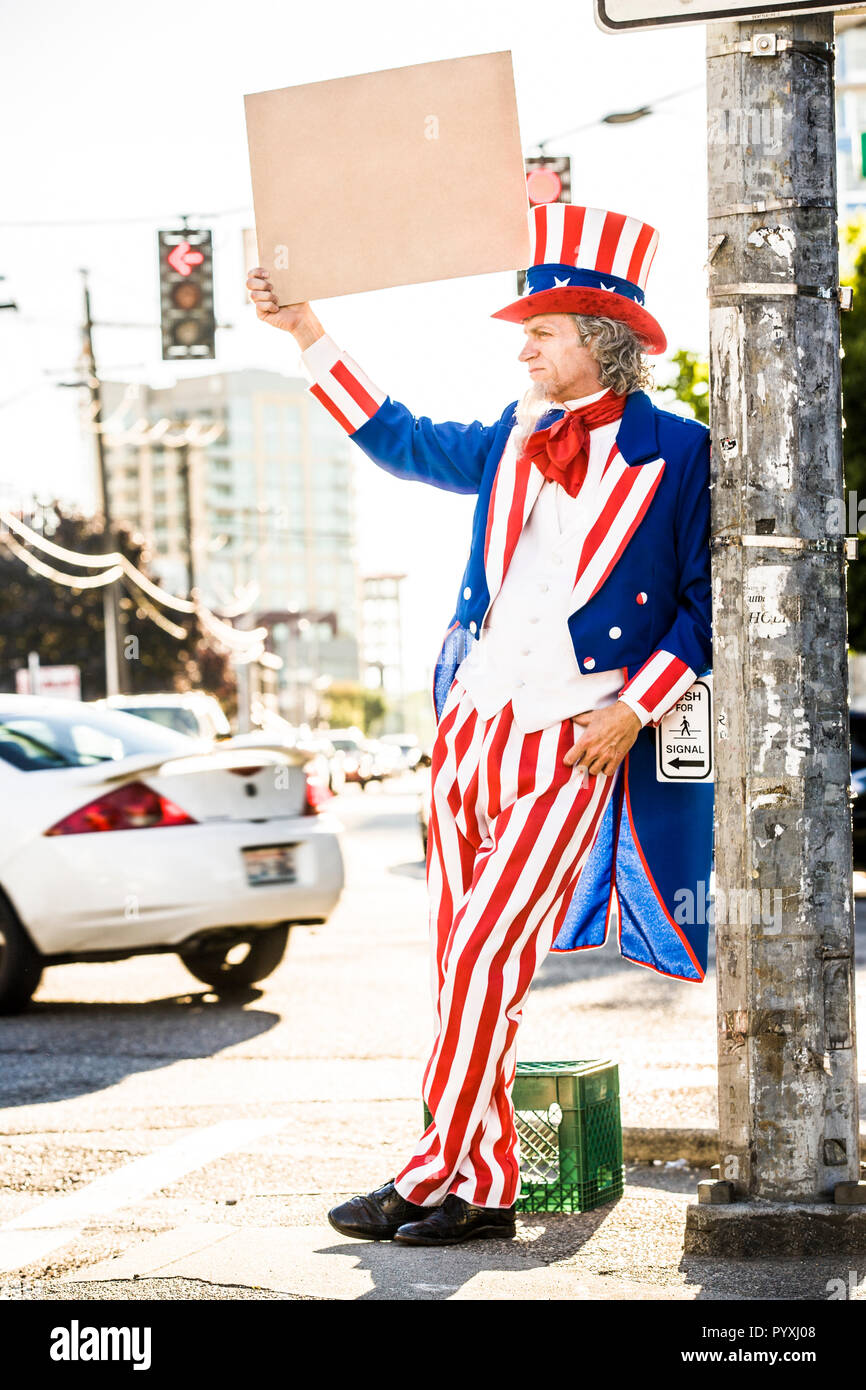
top-left (246, 268), bottom-right (500, 495)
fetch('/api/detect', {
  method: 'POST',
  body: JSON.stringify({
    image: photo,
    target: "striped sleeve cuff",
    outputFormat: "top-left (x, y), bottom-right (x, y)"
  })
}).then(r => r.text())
top-left (618, 651), bottom-right (696, 728)
top-left (301, 333), bottom-right (386, 435)
top-left (617, 691), bottom-right (652, 729)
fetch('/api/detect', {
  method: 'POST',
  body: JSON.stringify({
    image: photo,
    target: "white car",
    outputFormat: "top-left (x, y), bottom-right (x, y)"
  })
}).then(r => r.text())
top-left (0, 697), bottom-right (344, 1013)
top-left (98, 691), bottom-right (232, 741)
top-left (102, 694), bottom-right (347, 796)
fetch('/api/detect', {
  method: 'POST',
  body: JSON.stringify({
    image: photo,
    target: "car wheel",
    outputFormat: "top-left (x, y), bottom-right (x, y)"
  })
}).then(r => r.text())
top-left (0, 897), bottom-right (43, 1014)
top-left (179, 924), bottom-right (290, 993)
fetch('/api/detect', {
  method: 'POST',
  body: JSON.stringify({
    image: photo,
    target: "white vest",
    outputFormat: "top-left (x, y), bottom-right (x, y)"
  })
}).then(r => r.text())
top-left (455, 390), bottom-right (626, 734)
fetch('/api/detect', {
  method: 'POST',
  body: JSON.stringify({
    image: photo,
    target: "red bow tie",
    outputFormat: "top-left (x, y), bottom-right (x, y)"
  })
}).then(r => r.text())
top-left (519, 390), bottom-right (628, 498)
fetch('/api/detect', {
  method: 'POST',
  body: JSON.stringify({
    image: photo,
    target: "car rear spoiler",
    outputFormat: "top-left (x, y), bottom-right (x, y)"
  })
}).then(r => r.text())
top-left (73, 745), bottom-right (309, 788)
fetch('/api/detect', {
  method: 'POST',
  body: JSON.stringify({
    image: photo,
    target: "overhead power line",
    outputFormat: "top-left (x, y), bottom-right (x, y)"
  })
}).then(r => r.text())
top-left (531, 82), bottom-right (705, 150)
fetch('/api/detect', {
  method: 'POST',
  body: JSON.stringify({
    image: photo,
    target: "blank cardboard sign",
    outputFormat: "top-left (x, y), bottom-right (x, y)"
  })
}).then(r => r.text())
top-left (244, 51), bottom-right (530, 305)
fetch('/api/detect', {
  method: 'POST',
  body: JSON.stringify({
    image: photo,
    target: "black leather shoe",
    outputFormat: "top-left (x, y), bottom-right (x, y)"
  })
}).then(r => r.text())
top-left (393, 1192), bottom-right (517, 1246)
top-left (327, 1181), bottom-right (430, 1241)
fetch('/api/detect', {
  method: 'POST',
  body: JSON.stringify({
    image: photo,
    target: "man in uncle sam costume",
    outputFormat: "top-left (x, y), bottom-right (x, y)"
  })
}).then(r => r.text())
top-left (247, 200), bottom-right (713, 1247)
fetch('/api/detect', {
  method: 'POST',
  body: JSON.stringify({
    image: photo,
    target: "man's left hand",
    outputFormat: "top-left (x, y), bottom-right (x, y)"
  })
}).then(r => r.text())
top-left (563, 701), bottom-right (643, 775)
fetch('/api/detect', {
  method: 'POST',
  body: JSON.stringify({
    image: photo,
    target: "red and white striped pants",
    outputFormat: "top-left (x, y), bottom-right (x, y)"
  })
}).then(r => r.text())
top-left (393, 676), bottom-right (622, 1210)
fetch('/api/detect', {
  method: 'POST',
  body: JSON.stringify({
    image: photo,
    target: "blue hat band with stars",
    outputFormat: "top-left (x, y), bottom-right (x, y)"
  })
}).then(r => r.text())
top-left (524, 263), bottom-right (646, 307)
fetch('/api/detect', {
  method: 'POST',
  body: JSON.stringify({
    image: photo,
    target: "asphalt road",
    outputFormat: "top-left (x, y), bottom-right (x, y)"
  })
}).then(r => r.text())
top-left (0, 772), bottom-right (864, 1302)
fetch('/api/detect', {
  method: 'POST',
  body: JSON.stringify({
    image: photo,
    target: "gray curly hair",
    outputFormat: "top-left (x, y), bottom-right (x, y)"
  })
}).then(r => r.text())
top-left (570, 314), bottom-right (653, 396)
top-left (512, 313), bottom-right (653, 452)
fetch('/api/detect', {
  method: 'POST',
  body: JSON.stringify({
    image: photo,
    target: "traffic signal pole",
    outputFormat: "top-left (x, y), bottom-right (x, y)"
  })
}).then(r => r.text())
top-left (81, 270), bottom-right (123, 697)
top-left (684, 12), bottom-right (866, 1256)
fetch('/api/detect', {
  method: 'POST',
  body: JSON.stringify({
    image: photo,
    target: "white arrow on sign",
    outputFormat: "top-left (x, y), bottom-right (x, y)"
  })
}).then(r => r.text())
top-left (596, 1), bottom-right (864, 31)
top-left (655, 674), bottom-right (714, 783)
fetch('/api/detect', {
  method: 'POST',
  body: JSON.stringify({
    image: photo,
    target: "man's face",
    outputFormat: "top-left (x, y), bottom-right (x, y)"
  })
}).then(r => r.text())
top-left (518, 314), bottom-right (603, 400)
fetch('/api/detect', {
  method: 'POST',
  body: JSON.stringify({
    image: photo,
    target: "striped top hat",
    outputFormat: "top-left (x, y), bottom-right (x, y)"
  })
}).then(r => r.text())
top-left (492, 203), bottom-right (666, 354)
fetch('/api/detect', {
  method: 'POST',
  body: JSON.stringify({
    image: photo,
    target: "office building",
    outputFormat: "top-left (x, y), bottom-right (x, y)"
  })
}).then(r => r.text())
top-left (100, 368), bottom-right (362, 713)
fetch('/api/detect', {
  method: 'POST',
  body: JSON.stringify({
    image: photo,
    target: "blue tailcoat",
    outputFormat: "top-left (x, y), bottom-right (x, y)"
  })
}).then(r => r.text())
top-left (350, 388), bottom-right (713, 982)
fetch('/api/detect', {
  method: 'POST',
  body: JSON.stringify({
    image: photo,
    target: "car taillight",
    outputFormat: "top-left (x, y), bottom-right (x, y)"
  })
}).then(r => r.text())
top-left (303, 772), bottom-right (332, 816)
top-left (45, 781), bottom-right (197, 836)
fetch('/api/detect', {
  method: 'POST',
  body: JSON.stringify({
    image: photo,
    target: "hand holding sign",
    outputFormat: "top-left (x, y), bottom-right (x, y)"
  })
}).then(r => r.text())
top-left (245, 269), bottom-right (324, 350)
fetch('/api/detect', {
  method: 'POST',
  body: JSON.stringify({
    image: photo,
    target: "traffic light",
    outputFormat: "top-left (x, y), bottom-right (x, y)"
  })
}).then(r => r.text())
top-left (524, 155), bottom-right (572, 208)
top-left (158, 228), bottom-right (215, 360)
top-left (519, 156), bottom-right (572, 293)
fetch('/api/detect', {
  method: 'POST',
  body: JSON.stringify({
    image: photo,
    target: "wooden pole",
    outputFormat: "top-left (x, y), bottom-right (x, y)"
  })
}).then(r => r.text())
top-left (687, 13), bottom-right (861, 1248)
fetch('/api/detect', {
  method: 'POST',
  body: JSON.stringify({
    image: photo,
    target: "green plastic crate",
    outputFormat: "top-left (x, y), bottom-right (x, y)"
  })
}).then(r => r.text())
top-left (423, 1060), bottom-right (624, 1214)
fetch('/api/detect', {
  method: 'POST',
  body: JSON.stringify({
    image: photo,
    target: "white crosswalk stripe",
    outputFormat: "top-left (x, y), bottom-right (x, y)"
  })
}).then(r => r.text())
top-left (0, 1118), bottom-right (286, 1275)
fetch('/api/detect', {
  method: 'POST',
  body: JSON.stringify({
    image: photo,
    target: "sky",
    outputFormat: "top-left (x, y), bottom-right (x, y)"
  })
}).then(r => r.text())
top-left (0, 0), bottom-right (710, 690)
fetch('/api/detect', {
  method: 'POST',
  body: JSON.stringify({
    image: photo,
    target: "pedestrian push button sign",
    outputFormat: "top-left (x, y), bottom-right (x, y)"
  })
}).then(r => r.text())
top-left (655, 676), bottom-right (713, 783)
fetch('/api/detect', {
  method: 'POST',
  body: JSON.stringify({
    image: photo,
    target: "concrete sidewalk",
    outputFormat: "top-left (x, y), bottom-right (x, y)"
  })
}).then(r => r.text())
top-left (31, 1166), bottom-right (866, 1300)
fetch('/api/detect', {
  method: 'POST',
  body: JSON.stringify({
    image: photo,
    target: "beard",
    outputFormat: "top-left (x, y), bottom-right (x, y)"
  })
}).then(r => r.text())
top-left (512, 381), bottom-right (556, 454)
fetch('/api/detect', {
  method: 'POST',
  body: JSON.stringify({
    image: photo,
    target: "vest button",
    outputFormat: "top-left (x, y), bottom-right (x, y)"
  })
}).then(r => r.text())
top-left (636, 591), bottom-right (647, 605)
top-left (584, 657), bottom-right (596, 670)
top-left (469, 621), bottom-right (477, 634)
top-left (463, 586), bottom-right (472, 600)
top-left (609, 626), bottom-right (622, 639)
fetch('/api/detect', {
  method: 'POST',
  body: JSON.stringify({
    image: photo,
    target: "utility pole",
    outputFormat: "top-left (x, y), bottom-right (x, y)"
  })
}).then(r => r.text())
top-left (177, 435), bottom-right (196, 598)
top-left (81, 269), bottom-right (123, 696)
top-left (686, 12), bottom-right (865, 1256)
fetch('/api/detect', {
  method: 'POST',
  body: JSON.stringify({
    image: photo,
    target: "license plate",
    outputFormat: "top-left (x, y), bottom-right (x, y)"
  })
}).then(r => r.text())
top-left (242, 844), bottom-right (298, 886)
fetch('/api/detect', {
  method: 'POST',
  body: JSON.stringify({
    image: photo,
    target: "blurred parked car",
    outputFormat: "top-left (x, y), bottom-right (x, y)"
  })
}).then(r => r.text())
top-left (0, 697), bottom-right (344, 1013)
top-left (328, 728), bottom-right (377, 789)
top-left (102, 694), bottom-right (345, 796)
top-left (377, 733), bottom-right (424, 772)
top-left (234, 707), bottom-right (346, 797)
top-left (365, 738), bottom-right (404, 780)
top-left (99, 691), bottom-right (232, 741)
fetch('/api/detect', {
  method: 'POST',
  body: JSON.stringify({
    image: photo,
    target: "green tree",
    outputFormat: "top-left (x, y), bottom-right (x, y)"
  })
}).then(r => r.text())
top-left (656, 348), bottom-right (710, 425)
top-left (325, 680), bottom-right (387, 734)
top-left (0, 505), bottom-right (235, 704)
